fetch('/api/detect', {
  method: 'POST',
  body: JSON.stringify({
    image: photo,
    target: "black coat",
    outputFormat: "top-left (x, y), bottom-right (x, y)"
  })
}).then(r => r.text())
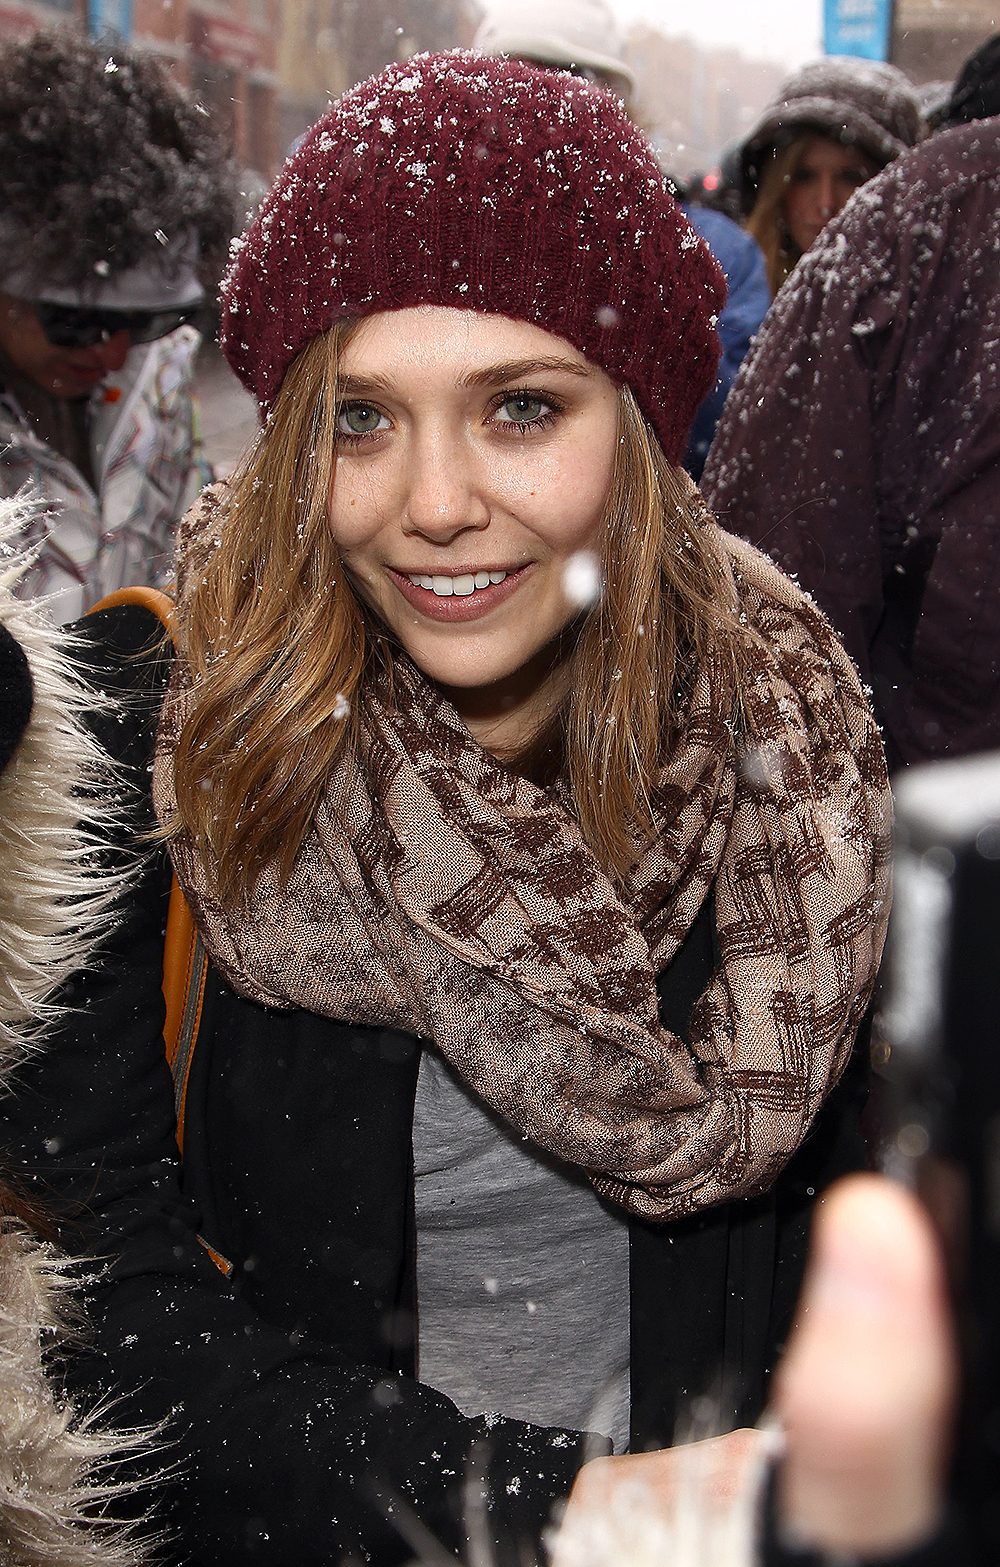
top-left (0, 604), bottom-right (869, 1566)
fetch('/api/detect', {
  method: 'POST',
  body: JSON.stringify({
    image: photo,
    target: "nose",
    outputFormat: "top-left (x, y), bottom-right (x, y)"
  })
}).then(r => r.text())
top-left (90, 330), bottom-right (131, 374)
top-left (817, 173), bottom-right (837, 220)
top-left (400, 428), bottom-right (490, 542)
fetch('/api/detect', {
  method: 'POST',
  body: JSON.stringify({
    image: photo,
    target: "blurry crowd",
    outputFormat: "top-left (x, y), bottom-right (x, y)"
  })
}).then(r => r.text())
top-left (0, 8), bottom-right (998, 1567)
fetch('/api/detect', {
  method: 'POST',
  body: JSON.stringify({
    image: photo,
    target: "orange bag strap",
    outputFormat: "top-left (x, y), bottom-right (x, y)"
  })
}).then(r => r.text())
top-left (85, 584), bottom-right (177, 630)
top-left (88, 585), bottom-right (208, 1157)
top-left (161, 881), bottom-right (208, 1154)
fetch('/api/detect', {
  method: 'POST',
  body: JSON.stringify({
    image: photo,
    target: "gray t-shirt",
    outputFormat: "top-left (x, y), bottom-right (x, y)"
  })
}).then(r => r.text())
top-left (412, 1045), bottom-right (630, 1453)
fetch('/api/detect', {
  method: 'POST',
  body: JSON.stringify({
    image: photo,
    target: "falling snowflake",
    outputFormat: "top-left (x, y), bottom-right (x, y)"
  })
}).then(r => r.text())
top-left (562, 551), bottom-right (603, 609)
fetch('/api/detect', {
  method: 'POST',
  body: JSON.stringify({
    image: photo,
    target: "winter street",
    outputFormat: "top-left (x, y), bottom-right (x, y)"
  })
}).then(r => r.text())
top-left (0, 5), bottom-right (997, 1565)
top-left (193, 337), bottom-right (260, 479)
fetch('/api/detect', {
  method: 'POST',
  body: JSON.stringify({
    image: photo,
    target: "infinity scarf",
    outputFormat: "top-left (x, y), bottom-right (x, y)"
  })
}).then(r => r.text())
top-left (153, 494), bottom-right (891, 1221)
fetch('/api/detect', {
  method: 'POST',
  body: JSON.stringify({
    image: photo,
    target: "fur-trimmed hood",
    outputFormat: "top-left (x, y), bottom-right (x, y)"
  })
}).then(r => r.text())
top-left (0, 492), bottom-right (155, 1566)
top-left (0, 497), bottom-right (132, 1066)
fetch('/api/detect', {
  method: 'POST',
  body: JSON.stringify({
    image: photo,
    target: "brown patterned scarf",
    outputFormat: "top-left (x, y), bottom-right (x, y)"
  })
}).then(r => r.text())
top-left (153, 501), bottom-right (891, 1221)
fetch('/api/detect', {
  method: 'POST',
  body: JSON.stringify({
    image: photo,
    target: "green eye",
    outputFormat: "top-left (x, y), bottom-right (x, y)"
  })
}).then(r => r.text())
top-left (498, 393), bottom-right (548, 423)
top-left (337, 402), bottom-right (386, 435)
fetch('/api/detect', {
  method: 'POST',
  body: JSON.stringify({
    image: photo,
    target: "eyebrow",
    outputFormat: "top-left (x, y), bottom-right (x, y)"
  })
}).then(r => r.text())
top-left (338, 371), bottom-right (395, 397)
top-left (337, 355), bottom-right (592, 399)
top-left (460, 356), bottom-right (593, 389)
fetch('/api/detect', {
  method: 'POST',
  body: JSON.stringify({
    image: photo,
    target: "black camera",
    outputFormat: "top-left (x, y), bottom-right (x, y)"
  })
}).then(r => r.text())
top-left (880, 751), bottom-right (1000, 1555)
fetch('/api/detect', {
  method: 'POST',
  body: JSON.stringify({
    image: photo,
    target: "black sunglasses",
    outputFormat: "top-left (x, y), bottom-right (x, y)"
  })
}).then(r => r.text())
top-left (33, 300), bottom-right (201, 349)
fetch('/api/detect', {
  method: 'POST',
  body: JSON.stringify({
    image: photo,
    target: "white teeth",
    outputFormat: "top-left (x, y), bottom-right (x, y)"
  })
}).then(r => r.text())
top-left (406, 570), bottom-right (509, 594)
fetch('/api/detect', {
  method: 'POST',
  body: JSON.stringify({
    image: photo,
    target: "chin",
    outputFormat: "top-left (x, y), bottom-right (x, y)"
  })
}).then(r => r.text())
top-left (420, 663), bottom-right (519, 693)
top-left (401, 637), bottom-right (523, 689)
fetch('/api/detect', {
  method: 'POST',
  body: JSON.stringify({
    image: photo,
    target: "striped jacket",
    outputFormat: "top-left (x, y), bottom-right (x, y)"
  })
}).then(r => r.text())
top-left (2, 325), bottom-right (207, 623)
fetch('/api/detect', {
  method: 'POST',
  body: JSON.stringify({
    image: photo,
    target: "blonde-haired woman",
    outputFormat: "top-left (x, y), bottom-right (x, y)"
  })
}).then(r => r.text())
top-left (741, 58), bottom-right (920, 295)
top-left (1, 54), bottom-right (891, 1565)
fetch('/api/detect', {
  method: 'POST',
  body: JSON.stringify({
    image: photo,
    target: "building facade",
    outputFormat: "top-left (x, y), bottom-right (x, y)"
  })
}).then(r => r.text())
top-left (626, 25), bottom-right (785, 181)
top-left (278, 0), bottom-right (480, 161)
top-left (892, 0), bottom-right (998, 83)
top-left (0, 0), bottom-right (486, 196)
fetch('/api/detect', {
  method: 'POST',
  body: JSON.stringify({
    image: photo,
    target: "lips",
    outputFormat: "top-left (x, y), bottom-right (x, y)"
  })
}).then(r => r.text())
top-left (62, 363), bottom-right (108, 388)
top-left (388, 563), bottom-right (530, 622)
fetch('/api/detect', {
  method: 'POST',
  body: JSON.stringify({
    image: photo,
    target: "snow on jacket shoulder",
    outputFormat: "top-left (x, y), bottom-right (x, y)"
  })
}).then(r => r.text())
top-left (702, 118), bottom-right (1000, 771)
top-left (2, 325), bottom-right (206, 624)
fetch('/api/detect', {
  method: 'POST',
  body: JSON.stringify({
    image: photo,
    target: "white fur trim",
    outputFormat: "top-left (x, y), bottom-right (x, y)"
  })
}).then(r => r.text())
top-left (0, 491), bottom-right (134, 1072)
top-left (0, 494), bottom-right (160, 1563)
top-left (0, 1230), bottom-right (156, 1567)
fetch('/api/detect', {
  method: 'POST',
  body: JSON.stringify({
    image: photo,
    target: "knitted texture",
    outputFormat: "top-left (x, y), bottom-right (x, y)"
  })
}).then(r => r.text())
top-left (220, 51), bottom-right (725, 464)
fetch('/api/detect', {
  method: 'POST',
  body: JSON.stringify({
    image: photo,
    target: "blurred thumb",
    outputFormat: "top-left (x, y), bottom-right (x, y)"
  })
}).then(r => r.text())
top-left (773, 1173), bottom-right (956, 1558)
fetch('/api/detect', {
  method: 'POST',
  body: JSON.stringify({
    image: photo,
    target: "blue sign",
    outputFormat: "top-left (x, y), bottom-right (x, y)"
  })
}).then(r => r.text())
top-left (87, 0), bottom-right (133, 44)
top-left (824, 0), bottom-right (894, 61)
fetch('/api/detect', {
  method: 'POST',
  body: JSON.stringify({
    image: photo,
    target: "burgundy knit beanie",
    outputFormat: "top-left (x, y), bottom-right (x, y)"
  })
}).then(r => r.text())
top-left (220, 50), bottom-right (725, 464)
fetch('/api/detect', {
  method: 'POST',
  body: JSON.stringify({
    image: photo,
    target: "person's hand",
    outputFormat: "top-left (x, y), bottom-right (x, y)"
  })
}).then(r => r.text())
top-left (550, 1426), bottom-right (775, 1567)
top-left (773, 1173), bottom-right (957, 1558)
top-left (552, 1174), bottom-right (956, 1567)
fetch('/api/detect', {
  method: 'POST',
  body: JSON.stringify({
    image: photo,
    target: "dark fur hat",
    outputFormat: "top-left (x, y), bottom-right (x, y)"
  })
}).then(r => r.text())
top-left (0, 29), bottom-right (238, 292)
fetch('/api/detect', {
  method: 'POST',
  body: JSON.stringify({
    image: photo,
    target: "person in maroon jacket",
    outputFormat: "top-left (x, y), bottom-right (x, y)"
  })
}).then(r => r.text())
top-left (702, 116), bottom-right (1000, 774)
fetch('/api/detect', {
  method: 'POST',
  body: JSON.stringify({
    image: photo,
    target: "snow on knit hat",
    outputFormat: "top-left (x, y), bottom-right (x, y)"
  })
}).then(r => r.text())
top-left (220, 50), bottom-right (724, 465)
top-left (739, 57), bottom-right (921, 207)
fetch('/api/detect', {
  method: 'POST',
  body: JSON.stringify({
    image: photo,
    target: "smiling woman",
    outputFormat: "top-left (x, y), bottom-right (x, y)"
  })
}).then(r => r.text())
top-left (328, 309), bottom-right (619, 753)
top-left (4, 49), bottom-right (893, 1567)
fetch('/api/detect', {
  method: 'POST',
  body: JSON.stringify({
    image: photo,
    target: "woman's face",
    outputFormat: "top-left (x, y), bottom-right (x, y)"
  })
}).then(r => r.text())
top-left (328, 306), bottom-right (619, 749)
top-left (783, 134), bottom-right (878, 255)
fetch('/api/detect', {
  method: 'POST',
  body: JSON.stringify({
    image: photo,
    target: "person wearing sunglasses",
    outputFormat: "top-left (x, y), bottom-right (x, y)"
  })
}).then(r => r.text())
top-left (3, 299), bottom-right (204, 398)
top-left (0, 30), bottom-right (237, 622)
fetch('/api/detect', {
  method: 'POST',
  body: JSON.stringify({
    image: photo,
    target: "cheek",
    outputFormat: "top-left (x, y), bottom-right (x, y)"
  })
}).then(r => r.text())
top-left (558, 431), bottom-right (616, 539)
top-left (327, 464), bottom-right (388, 554)
top-left (502, 423), bottom-right (615, 544)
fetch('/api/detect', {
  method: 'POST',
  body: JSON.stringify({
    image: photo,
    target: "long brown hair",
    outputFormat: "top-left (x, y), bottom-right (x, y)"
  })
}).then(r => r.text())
top-left (747, 132), bottom-right (883, 296)
top-left (746, 136), bottom-right (814, 296)
top-left (170, 323), bottom-right (746, 903)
